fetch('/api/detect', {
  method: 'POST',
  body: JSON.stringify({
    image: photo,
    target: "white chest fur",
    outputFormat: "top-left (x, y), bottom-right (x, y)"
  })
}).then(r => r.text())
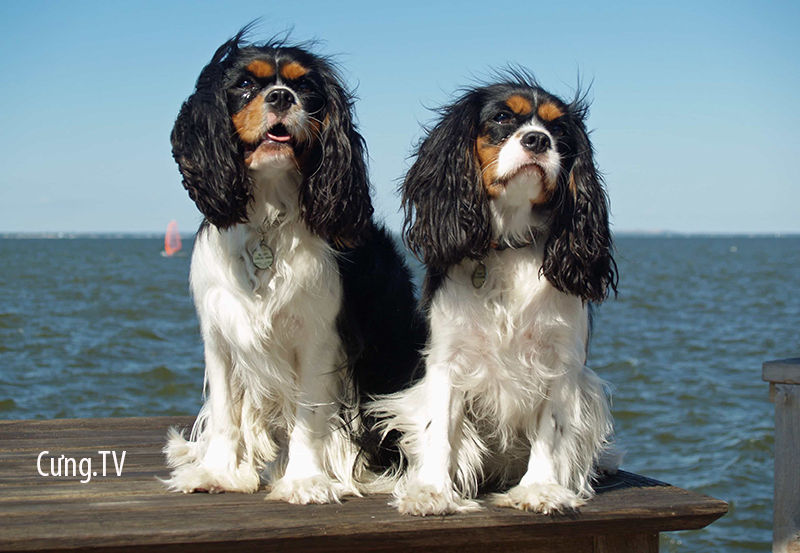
top-left (188, 169), bottom-right (342, 360)
top-left (427, 245), bottom-right (589, 414)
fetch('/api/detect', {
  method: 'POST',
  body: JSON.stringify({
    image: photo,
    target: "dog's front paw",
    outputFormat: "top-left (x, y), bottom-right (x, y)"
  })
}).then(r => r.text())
top-left (392, 482), bottom-right (481, 516)
top-left (164, 462), bottom-right (261, 494)
top-left (267, 474), bottom-right (345, 504)
top-left (491, 483), bottom-right (585, 514)
top-left (163, 428), bottom-right (260, 493)
top-left (164, 427), bottom-right (199, 467)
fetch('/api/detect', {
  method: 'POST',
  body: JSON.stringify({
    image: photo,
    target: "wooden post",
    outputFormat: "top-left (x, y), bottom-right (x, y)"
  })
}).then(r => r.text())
top-left (764, 358), bottom-right (800, 553)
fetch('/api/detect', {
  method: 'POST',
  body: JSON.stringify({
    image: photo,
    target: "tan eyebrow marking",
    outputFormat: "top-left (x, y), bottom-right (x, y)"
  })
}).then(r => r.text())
top-left (280, 61), bottom-right (308, 80)
top-left (246, 60), bottom-right (275, 78)
top-left (537, 102), bottom-right (564, 121)
top-left (505, 94), bottom-right (533, 116)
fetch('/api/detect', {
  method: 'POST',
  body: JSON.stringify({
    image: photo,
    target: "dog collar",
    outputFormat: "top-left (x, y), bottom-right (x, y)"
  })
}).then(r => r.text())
top-left (474, 231), bottom-right (543, 288)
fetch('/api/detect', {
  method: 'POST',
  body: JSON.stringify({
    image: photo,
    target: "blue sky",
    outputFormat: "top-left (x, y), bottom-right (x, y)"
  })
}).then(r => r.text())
top-left (1, 1), bottom-right (798, 234)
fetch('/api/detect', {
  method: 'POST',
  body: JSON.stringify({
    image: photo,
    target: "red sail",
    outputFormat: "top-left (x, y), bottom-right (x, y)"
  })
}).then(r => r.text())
top-left (164, 220), bottom-right (182, 256)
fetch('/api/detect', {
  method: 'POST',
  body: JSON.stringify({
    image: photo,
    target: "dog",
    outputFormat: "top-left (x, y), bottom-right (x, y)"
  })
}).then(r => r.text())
top-left (369, 72), bottom-right (619, 515)
top-left (163, 28), bottom-right (423, 504)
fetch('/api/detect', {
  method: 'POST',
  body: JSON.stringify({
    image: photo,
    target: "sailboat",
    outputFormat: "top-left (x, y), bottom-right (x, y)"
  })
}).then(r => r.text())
top-left (161, 220), bottom-right (182, 257)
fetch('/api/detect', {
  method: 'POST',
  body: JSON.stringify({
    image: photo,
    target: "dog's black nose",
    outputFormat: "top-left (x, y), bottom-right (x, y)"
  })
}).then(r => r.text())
top-left (265, 88), bottom-right (296, 111)
top-left (520, 131), bottom-right (551, 154)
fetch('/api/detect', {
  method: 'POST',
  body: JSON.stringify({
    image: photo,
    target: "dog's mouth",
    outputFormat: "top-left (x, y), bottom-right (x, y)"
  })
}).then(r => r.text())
top-left (264, 123), bottom-right (294, 144)
top-left (499, 162), bottom-right (544, 185)
top-left (244, 123), bottom-right (298, 166)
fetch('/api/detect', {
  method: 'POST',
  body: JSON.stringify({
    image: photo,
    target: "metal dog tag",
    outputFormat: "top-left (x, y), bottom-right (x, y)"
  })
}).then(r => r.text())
top-left (251, 242), bottom-right (274, 270)
top-left (471, 262), bottom-right (486, 289)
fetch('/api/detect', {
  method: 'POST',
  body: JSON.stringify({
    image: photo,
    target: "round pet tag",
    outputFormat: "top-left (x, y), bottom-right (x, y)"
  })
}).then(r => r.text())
top-left (251, 242), bottom-right (274, 270)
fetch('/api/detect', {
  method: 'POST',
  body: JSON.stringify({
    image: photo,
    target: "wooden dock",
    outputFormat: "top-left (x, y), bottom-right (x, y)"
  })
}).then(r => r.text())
top-left (0, 417), bottom-right (727, 552)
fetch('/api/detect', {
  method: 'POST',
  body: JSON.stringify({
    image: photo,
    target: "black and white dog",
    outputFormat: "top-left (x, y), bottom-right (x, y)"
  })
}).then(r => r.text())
top-left (164, 29), bottom-right (423, 504)
top-left (371, 74), bottom-right (618, 515)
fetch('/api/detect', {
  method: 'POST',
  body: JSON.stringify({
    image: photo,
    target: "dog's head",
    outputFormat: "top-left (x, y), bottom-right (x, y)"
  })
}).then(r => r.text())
top-left (403, 74), bottom-right (617, 302)
top-left (171, 28), bottom-right (372, 243)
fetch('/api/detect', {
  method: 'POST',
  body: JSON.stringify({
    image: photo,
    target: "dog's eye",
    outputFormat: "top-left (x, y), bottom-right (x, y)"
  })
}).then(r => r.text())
top-left (294, 78), bottom-right (312, 92)
top-left (492, 111), bottom-right (513, 124)
top-left (236, 78), bottom-right (256, 90)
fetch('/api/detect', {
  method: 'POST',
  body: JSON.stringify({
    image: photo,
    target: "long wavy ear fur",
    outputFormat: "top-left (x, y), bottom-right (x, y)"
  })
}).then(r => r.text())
top-left (403, 92), bottom-right (492, 270)
top-left (542, 99), bottom-right (618, 303)
top-left (170, 30), bottom-right (250, 229)
top-left (299, 64), bottom-right (373, 245)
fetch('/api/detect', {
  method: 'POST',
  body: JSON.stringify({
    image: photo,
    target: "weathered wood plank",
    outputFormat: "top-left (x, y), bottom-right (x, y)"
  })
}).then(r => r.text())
top-left (594, 533), bottom-right (659, 553)
top-left (763, 358), bottom-right (800, 385)
top-left (0, 417), bottom-right (728, 552)
top-left (764, 357), bottom-right (800, 553)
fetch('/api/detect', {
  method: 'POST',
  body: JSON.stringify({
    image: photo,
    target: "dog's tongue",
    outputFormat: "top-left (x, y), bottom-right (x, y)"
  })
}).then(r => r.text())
top-left (267, 131), bottom-right (292, 143)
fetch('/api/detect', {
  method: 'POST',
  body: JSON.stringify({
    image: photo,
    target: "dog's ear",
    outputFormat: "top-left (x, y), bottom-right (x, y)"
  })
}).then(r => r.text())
top-left (171, 32), bottom-right (251, 229)
top-left (542, 102), bottom-right (618, 302)
top-left (298, 64), bottom-right (373, 245)
top-left (403, 92), bottom-right (492, 270)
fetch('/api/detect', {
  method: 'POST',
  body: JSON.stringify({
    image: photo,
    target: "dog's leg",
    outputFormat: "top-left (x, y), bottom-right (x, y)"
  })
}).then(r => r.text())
top-left (267, 339), bottom-right (346, 504)
top-left (165, 333), bottom-right (260, 493)
top-left (393, 362), bottom-right (480, 515)
top-left (492, 365), bottom-right (614, 514)
top-left (491, 390), bottom-right (585, 513)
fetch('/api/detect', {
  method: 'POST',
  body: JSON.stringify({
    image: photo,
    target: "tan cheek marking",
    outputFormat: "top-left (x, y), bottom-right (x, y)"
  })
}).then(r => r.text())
top-left (231, 96), bottom-right (265, 144)
top-left (280, 61), bottom-right (308, 80)
top-left (246, 60), bottom-right (275, 78)
top-left (506, 94), bottom-right (532, 116)
top-left (476, 135), bottom-right (503, 197)
top-left (537, 102), bottom-right (564, 121)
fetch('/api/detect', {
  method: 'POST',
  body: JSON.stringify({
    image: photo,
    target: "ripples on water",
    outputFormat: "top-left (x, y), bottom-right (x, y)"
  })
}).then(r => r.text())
top-left (592, 237), bottom-right (798, 552)
top-left (0, 239), bottom-right (202, 418)
top-left (1, 235), bottom-right (797, 552)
